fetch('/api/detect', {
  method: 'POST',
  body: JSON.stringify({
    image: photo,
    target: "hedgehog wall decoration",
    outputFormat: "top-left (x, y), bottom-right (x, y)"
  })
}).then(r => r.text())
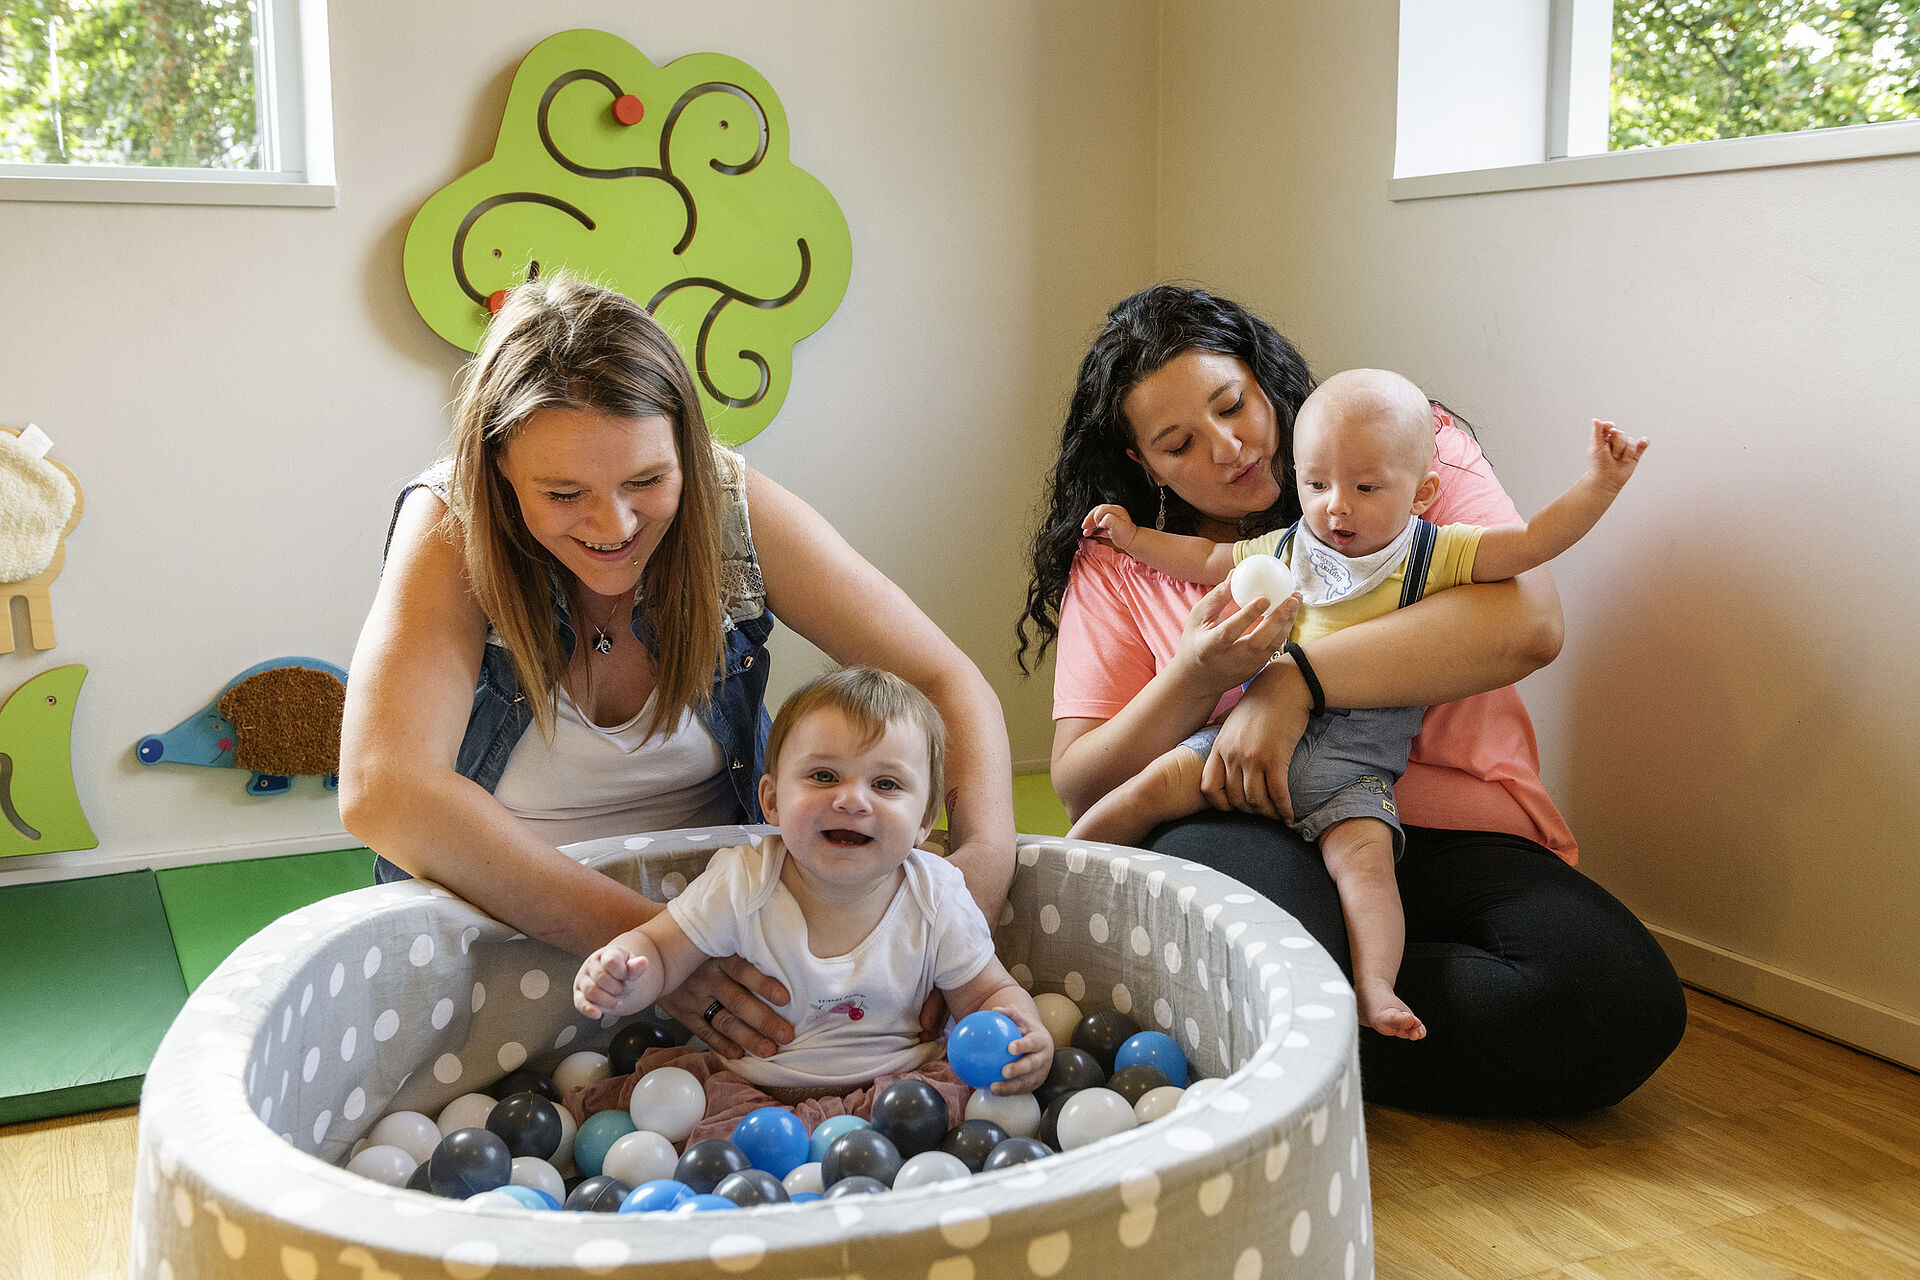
top-left (136, 658), bottom-right (348, 796)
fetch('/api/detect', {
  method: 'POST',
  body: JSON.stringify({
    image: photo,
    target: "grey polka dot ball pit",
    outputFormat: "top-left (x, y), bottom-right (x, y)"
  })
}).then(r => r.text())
top-left (133, 830), bottom-right (1373, 1278)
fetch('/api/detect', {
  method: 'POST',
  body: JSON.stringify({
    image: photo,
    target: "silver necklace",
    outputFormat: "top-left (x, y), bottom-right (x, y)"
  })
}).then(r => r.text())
top-left (585, 591), bottom-right (629, 656)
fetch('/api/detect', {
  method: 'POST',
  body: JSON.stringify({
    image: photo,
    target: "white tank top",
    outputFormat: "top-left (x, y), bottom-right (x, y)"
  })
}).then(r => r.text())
top-left (492, 684), bottom-right (739, 847)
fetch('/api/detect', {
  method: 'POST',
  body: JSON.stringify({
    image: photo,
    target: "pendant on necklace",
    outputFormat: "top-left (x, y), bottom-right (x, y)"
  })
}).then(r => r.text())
top-left (592, 630), bottom-right (614, 656)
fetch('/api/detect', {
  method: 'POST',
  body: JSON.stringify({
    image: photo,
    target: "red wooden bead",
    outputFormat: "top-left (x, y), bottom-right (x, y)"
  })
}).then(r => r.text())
top-left (612, 94), bottom-right (645, 126)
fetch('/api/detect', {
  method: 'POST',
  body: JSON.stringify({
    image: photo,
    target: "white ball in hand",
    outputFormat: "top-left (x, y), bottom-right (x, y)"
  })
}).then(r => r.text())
top-left (1229, 554), bottom-right (1294, 608)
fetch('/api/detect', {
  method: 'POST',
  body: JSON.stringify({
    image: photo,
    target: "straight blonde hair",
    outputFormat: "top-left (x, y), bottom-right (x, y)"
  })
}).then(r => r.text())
top-left (763, 667), bottom-right (948, 827)
top-left (446, 275), bottom-right (724, 741)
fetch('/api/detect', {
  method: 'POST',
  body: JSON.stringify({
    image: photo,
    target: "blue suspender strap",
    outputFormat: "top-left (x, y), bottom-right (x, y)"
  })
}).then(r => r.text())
top-left (1398, 519), bottom-right (1439, 607)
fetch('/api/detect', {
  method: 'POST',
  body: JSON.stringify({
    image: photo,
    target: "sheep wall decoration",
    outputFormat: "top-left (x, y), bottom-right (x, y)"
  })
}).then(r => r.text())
top-left (401, 28), bottom-right (852, 446)
top-left (0, 424), bottom-right (84, 654)
top-left (136, 658), bottom-right (348, 796)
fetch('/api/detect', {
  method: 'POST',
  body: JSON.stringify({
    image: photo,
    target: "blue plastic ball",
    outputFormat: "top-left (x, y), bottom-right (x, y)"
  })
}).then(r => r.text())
top-left (678, 1193), bottom-right (739, 1212)
top-left (488, 1183), bottom-right (554, 1211)
top-left (731, 1106), bottom-right (811, 1178)
top-left (807, 1114), bottom-right (870, 1164)
top-left (1114, 1031), bottom-right (1188, 1087)
top-left (948, 1010), bottom-right (1023, 1090)
top-left (790, 1190), bottom-right (823, 1203)
top-left (573, 1109), bottom-right (639, 1178)
top-left (619, 1178), bottom-right (694, 1213)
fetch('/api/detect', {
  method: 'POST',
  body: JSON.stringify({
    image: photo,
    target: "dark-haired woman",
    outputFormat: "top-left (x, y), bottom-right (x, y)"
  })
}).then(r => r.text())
top-left (1019, 285), bottom-right (1683, 1114)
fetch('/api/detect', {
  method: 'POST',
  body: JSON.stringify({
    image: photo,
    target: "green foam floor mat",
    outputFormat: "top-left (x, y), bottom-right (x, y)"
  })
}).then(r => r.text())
top-left (156, 847), bottom-right (375, 992)
top-left (1013, 771), bottom-right (1070, 838)
top-left (0, 870), bottom-right (187, 1125)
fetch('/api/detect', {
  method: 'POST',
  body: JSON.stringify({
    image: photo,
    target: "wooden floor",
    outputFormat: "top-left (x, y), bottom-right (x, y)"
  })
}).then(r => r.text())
top-left (1, 989), bottom-right (1915, 1279)
top-left (1368, 989), bottom-right (1920, 1278)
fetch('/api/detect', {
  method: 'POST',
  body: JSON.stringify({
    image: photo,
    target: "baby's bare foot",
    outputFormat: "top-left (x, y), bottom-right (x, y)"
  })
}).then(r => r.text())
top-left (1358, 981), bottom-right (1426, 1040)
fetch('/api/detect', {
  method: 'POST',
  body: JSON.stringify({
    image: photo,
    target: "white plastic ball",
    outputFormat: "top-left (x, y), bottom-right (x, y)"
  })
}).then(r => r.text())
top-left (552, 1050), bottom-right (612, 1097)
top-left (344, 1143), bottom-right (416, 1187)
top-left (1174, 1077), bottom-right (1227, 1111)
top-left (628, 1066), bottom-right (706, 1144)
top-left (782, 1162), bottom-right (825, 1196)
top-left (367, 1110), bottom-right (441, 1165)
top-left (601, 1129), bottom-right (679, 1186)
top-left (1133, 1085), bottom-right (1186, 1125)
top-left (965, 1088), bottom-right (1042, 1140)
top-left (1228, 554), bottom-right (1294, 609)
top-left (1032, 993), bottom-right (1083, 1048)
top-left (510, 1155), bottom-right (565, 1204)
top-left (893, 1150), bottom-right (972, 1189)
top-left (1055, 1087), bottom-right (1138, 1150)
top-left (434, 1092), bottom-right (496, 1137)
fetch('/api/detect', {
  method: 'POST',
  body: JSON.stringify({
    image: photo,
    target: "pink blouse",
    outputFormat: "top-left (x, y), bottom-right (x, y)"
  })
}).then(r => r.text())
top-left (1053, 417), bottom-right (1578, 863)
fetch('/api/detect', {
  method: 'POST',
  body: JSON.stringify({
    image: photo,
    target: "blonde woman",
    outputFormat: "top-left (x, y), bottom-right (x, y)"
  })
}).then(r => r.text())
top-left (341, 277), bottom-right (1014, 1061)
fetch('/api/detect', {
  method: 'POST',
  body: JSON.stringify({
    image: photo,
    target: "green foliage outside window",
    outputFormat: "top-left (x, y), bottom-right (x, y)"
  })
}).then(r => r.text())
top-left (1613, 1), bottom-right (1920, 149)
top-left (0, 0), bottom-right (259, 168)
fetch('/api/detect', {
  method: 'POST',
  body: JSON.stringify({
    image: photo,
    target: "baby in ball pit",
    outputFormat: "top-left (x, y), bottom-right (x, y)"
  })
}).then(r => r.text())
top-left (571, 667), bottom-right (1052, 1143)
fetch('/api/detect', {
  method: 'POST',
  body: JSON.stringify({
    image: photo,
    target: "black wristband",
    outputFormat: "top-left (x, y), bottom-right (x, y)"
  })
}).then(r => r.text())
top-left (1282, 640), bottom-right (1326, 716)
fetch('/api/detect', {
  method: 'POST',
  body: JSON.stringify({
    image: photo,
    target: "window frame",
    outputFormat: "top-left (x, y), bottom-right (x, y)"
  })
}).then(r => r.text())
top-left (1393, 0), bottom-right (1920, 201)
top-left (0, 0), bottom-right (335, 208)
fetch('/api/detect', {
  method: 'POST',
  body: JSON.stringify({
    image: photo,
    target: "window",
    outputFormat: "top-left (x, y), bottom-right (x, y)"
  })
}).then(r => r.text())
top-left (1394, 0), bottom-right (1920, 198)
top-left (1611, 2), bottom-right (1920, 149)
top-left (0, 0), bottom-right (333, 206)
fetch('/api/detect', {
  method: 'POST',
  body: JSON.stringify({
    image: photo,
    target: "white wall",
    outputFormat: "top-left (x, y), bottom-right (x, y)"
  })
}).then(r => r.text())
top-left (1157, 0), bottom-right (1920, 1064)
top-left (0, 1), bottom-right (1155, 882)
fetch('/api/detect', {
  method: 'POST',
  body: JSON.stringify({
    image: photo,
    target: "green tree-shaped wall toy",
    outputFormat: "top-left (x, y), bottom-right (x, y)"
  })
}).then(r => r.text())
top-left (403, 30), bottom-right (852, 446)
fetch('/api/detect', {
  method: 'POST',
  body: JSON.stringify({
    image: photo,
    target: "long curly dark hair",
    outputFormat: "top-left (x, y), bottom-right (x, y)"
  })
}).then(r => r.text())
top-left (1016, 285), bottom-right (1316, 673)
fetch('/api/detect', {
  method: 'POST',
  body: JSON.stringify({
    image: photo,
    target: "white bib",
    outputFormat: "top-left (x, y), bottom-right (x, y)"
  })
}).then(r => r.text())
top-left (1286, 515), bottom-right (1419, 606)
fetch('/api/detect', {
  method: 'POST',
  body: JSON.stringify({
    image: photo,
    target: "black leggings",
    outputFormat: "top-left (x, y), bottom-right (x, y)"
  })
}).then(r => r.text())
top-left (1147, 811), bottom-right (1686, 1115)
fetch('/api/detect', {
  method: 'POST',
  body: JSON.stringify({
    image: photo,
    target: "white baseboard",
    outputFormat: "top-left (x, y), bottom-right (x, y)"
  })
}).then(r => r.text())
top-left (1651, 924), bottom-right (1920, 1072)
top-left (0, 832), bottom-right (362, 888)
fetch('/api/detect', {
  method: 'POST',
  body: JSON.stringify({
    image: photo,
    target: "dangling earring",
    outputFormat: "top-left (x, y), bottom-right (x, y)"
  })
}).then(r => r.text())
top-left (1155, 485), bottom-right (1167, 531)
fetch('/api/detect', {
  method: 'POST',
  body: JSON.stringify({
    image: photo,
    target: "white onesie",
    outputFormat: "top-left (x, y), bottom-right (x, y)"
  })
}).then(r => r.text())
top-left (667, 835), bottom-right (996, 1091)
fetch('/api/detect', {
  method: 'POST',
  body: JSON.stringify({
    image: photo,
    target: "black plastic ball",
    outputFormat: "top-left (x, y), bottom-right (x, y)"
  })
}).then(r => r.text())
top-left (564, 1174), bottom-right (633, 1212)
top-left (1036, 1047), bottom-right (1106, 1108)
top-left (484, 1091), bottom-right (563, 1160)
top-left (427, 1127), bottom-right (512, 1199)
top-left (405, 1160), bottom-right (432, 1192)
top-left (938, 1118), bottom-right (1010, 1173)
top-left (608, 1019), bottom-right (680, 1076)
top-left (1038, 1089), bottom-right (1081, 1151)
top-left (982, 1136), bottom-right (1053, 1170)
top-left (674, 1139), bottom-right (752, 1195)
top-left (487, 1067), bottom-right (559, 1103)
top-left (869, 1078), bottom-right (950, 1159)
top-left (821, 1128), bottom-right (903, 1188)
top-left (714, 1168), bottom-right (791, 1207)
top-left (1106, 1063), bottom-right (1174, 1106)
top-left (823, 1174), bottom-right (889, 1198)
top-left (1071, 1009), bottom-right (1142, 1074)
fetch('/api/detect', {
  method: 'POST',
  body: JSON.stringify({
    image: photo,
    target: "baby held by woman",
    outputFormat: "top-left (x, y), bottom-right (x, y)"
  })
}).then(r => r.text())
top-left (1074, 369), bottom-right (1647, 1041)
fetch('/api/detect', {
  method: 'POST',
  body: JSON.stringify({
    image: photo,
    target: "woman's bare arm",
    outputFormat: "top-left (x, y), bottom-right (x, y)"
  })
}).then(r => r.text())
top-left (1202, 568), bottom-right (1564, 816)
top-left (1049, 579), bottom-right (1295, 820)
top-left (746, 467), bottom-right (1018, 919)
